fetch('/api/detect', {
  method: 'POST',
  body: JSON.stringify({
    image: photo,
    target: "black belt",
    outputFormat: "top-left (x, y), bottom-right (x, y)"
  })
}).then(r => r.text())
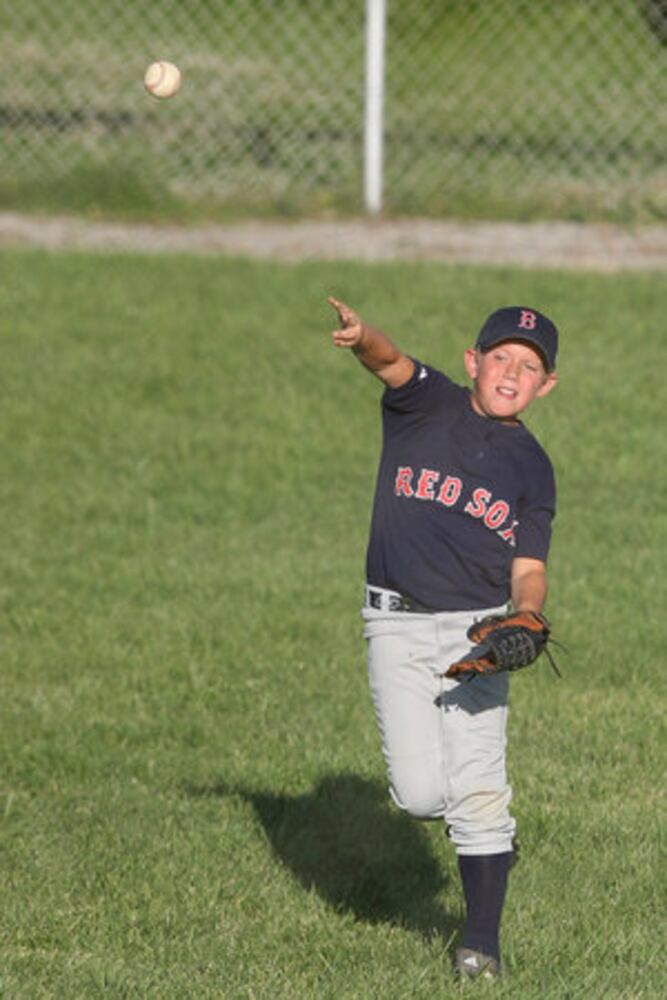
top-left (366, 587), bottom-right (439, 614)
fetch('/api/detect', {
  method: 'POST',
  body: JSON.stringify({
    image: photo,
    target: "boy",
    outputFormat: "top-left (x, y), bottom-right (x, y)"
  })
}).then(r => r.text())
top-left (328, 296), bottom-right (559, 980)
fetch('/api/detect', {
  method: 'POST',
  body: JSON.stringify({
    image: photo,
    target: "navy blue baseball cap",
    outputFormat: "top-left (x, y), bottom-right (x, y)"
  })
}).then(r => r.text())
top-left (476, 306), bottom-right (558, 372)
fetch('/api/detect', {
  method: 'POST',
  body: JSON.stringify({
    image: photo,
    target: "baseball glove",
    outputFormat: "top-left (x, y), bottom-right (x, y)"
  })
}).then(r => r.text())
top-left (445, 611), bottom-right (560, 680)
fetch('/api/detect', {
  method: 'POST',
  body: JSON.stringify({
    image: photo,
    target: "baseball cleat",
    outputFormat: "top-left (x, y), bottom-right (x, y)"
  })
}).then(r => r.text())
top-left (454, 947), bottom-right (501, 981)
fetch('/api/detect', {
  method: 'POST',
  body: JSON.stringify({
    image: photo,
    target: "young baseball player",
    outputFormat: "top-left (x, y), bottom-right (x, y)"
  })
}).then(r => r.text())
top-left (328, 296), bottom-right (559, 980)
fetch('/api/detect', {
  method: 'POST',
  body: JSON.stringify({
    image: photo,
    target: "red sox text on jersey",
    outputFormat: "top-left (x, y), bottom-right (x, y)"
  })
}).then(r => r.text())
top-left (393, 465), bottom-right (518, 546)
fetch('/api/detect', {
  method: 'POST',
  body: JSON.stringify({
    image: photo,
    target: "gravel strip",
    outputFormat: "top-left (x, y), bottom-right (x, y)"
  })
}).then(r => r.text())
top-left (1, 212), bottom-right (665, 271)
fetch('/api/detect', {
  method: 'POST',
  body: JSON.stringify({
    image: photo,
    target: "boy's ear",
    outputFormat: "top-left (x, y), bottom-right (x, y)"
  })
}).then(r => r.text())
top-left (536, 371), bottom-right (558, 398)
top-left (463, 347), bottom-right (479, 380)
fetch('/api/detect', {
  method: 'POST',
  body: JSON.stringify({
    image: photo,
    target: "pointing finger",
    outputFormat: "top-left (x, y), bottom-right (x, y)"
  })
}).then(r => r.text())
top-left (328, 296), bottom-right (354, 320)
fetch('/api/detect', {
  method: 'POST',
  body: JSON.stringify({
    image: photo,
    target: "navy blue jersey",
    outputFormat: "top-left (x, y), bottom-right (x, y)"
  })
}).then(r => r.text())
top-left (365, 360), bottom-right (556, 611)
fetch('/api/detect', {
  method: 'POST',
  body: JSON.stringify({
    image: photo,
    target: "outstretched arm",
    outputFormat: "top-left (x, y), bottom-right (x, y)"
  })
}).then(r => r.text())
top-left (328, 296), bottom-right (415, 388)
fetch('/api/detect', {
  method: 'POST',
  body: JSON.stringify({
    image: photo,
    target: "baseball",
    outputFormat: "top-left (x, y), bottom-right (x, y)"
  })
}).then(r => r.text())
top-left (143, 61), bottom-right (182, 100)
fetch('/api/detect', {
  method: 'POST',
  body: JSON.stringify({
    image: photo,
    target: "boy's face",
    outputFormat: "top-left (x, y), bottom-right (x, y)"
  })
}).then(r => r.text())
top-left (464, 340), bottom-right (557, 422)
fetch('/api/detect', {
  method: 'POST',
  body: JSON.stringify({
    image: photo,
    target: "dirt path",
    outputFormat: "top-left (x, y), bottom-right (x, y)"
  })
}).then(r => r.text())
top-left (1, 212), bottom-right (665, 271)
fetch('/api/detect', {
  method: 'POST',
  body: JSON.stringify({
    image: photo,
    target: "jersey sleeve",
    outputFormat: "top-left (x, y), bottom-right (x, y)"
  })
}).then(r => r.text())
top-left (382, 360), bottom-right (462, 414)
top-left (514, 450), bottom-right (556, 562)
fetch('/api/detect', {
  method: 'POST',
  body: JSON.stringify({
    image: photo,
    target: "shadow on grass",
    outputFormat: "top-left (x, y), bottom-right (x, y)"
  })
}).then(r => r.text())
top-left (184, 772), bottom-right (461, 944)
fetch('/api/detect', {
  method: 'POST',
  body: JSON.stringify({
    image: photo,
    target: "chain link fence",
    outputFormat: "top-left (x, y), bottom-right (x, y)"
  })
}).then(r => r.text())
top-left (0, 1), bottom-right (665, 221)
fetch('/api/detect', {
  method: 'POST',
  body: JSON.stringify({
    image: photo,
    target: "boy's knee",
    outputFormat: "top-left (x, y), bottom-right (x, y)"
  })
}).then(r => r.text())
top-left (388, 769), bottom-right (445, 820)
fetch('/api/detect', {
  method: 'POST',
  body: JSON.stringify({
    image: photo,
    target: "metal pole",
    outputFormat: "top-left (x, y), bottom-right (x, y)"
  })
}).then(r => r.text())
top-left (364, 0), bottom-right (386, 215)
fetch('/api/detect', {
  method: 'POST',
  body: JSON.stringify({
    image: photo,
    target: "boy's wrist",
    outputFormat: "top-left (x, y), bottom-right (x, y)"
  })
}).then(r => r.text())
top-left (352, 322), bottom-right (368, 352)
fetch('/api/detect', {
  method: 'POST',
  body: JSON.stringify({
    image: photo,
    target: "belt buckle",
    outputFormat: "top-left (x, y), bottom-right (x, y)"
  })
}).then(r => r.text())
top-left (368, 588), bottom-right (383, 610)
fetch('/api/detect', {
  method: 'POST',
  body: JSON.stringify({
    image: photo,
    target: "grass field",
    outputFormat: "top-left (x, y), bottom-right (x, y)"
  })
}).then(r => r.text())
top-left (0, 250), bottom-right (665, 998)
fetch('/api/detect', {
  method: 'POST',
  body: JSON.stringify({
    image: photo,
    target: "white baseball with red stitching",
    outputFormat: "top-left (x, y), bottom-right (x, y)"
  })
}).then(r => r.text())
top-left (144, 61), bottom-right (182, 100)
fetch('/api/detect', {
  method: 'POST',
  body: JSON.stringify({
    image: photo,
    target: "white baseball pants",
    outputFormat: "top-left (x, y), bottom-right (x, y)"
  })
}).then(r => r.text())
top-left (362, 595), bottom-right (516, 856)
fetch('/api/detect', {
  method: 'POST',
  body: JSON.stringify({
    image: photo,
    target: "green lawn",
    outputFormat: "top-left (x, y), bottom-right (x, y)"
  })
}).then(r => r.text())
top-left (0, 252), bottom-right (664, 997)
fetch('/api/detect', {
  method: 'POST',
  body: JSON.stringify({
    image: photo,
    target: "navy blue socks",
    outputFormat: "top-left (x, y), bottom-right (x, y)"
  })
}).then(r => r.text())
top-left (457, 852), bottom-right (513, 961)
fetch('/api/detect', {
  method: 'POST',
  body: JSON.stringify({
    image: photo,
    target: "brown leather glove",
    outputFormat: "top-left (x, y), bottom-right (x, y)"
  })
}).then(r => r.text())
top-left (446, 611), bottom-right (558, 679)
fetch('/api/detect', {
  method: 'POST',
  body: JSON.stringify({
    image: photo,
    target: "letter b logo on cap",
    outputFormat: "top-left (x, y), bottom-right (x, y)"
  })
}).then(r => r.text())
top-left (519, 310), bottom-right (537, 330)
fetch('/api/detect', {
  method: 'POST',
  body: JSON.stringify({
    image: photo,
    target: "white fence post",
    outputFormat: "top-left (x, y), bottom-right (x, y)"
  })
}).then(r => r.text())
top-left (364, 0), bottom-right (387, 215)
